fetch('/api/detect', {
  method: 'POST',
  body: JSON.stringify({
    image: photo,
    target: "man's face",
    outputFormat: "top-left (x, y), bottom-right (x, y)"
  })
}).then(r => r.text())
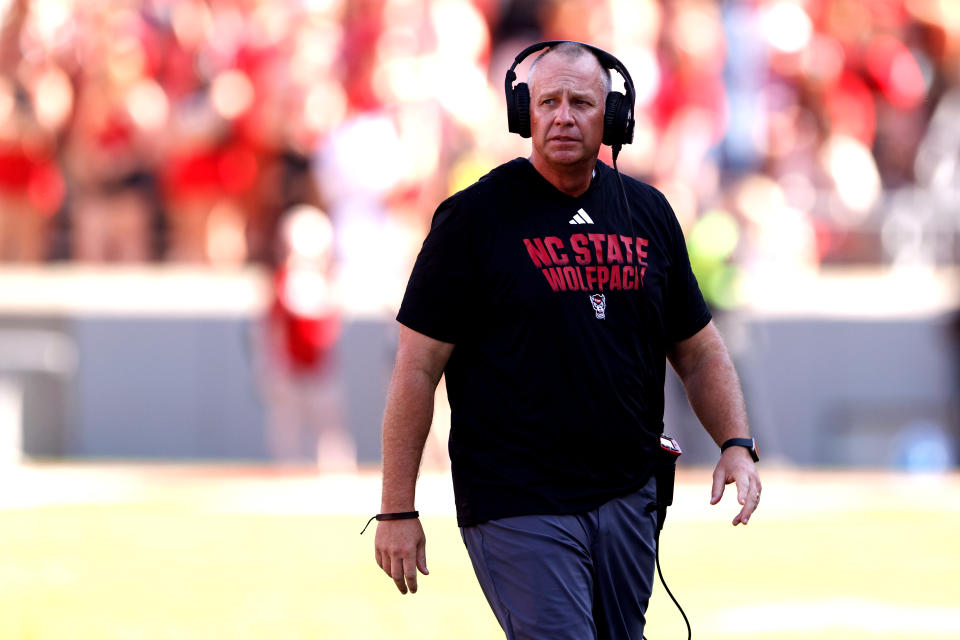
top-left (528, 52), bottom-right (606, 171)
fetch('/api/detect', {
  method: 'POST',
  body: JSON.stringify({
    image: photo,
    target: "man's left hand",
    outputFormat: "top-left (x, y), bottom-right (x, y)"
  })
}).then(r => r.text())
top-left (710, 447), bottom-right (761, 525)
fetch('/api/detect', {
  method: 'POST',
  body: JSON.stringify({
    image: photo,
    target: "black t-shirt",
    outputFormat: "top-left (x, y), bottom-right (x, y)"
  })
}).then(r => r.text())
top-left (398, 158), bottom-right (711, 526)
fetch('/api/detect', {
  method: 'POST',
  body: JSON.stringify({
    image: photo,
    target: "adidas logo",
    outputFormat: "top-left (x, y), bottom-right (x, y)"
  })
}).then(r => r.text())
top-left (568, 208), bottom-right (594, 225)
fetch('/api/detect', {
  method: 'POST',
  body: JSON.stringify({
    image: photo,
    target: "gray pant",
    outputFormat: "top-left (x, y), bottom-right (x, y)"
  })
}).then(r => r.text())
top-left (461, 477), bottom-right (658, 640)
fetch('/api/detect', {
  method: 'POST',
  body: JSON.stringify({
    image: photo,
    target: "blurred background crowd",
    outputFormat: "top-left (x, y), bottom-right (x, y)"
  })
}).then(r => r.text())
top-left (2, 0), bottom-right (959, 470)
top-left (1, 0), bottom-right (958, 310)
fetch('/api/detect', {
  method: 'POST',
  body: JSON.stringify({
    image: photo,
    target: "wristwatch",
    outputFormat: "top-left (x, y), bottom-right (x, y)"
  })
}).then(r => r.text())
top-left (720, 437), bottom-right (759, 463)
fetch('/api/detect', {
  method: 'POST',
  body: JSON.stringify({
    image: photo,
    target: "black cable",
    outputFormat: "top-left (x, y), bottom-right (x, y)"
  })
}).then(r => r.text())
top-left (613, 149), bottom-right (690, 640)
top-left (643, 436), bottom-right (692, 640)
top-left (658, 535), bottom-right (692, 640)
top-left (641, 535), bottom-right (692, 640)
top-left (610, 144), bottom-right (643, 295)
top-left (611, 144), bottom-right (632, 231)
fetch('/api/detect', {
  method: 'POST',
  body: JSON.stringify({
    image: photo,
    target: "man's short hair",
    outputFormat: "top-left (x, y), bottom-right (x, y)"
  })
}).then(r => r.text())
top-left (528, 42), bottom-right (612, 95)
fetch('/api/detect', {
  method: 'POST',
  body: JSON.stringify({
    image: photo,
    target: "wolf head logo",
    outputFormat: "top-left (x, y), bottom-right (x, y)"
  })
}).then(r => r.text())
top-left (589, 293), bottom-right (606, 319)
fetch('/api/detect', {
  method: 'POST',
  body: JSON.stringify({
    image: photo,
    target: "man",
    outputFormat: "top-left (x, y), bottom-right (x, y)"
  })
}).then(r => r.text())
top-left (374, 42), bottom-right (761, 639)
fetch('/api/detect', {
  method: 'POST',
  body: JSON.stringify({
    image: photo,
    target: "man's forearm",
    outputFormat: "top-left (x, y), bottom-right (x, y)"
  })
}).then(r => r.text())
top-left (380, 365), bottom-right (440, 512)
top-left (672, 324), bottom-right (761, 525)
top-left (677, 338), bottom-right (751, 446)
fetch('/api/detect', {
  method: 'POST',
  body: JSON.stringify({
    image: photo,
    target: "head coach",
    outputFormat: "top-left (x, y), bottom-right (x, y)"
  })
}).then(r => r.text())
top-left (371, 40), bottom-right (762, 639)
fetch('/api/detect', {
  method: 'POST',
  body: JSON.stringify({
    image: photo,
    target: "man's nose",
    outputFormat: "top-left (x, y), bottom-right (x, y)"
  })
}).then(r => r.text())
top-left (553, 99), bottom-right (575, 125)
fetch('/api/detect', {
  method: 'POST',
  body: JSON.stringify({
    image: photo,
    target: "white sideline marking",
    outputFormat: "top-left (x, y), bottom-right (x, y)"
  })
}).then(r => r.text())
top-left (709, 599), bottom-right (960, 635)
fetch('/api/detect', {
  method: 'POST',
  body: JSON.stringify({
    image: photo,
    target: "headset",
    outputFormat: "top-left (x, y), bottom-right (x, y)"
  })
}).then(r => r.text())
top-left (504, 40), bottom-right (636, 153)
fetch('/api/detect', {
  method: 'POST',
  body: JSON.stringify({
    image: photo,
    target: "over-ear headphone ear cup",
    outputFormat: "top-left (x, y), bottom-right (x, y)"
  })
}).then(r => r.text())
top-left (603, 91), bottom-right (625, 146)
top-left (514, 83), bottom-right (531, 138)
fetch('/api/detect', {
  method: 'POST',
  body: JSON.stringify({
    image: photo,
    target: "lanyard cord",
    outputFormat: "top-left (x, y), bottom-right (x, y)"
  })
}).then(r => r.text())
top-left (643, 531), bottom-right (692, 640)
top-left (644, 436), bottom-right (693, 640)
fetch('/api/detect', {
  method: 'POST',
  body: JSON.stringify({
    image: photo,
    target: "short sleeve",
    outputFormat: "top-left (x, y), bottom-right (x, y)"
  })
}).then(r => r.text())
top-left (658, 192), bottom-right (712, 343)
top-left (396, 198), bottom-right (479, 344)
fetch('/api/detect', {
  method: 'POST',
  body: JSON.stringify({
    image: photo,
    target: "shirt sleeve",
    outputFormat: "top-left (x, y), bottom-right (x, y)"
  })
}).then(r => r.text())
top-left (658, 191), bottom-right (712, 343)
top-left (396, 197), bottom-right (479, 344)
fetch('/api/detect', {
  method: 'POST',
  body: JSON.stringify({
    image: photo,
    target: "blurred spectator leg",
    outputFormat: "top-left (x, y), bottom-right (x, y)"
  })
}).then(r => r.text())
top-left (206, 199), bottom-right (248, 267)
top-left (110, 189), bottom-right (152, 262)
top-left (0, 198), bottom-right (11, 259)
top-left (165, 198), bottom-right (213, 263)
top-left (71, 193), bottom-right (108, 262)
top-left (73, 188), bottom-right (152, 263)
top-left (264, 369), bottom-right (307, 465)
top-left (0, 196), bottom-right (50, 262)
top-left (309, 363), bottom-right (356, 473)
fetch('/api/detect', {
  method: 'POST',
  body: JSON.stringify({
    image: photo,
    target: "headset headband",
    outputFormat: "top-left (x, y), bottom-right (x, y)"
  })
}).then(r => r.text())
top-left (505, 40), bottom-right (634, 93)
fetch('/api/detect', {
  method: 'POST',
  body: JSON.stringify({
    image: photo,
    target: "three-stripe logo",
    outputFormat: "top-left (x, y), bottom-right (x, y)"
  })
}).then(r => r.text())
top-left (568, 208), bottom-right (594, 225)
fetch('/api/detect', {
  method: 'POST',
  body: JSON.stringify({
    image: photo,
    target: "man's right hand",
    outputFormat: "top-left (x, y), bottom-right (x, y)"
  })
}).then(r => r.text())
top-left (374, 518), bottom-right (429, 594)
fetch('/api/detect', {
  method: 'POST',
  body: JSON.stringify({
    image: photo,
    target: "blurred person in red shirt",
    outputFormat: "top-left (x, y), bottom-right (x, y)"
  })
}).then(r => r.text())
top-left (253, 204), bottom-right (355, 471)
top-left (64, 70), bottom-right (159, 263)
top-left (0, 1), bottom-right (65, 261)
top-left (162, 115), bottom-right (258, 264)
top-left (159, 1), bottom-right (283, 266)
top-left (0, 78), bottom-right (64, 261)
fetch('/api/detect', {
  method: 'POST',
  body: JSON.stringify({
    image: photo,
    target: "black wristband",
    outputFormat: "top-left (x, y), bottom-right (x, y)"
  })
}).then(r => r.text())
top-left (360, 511), bottom-right (420, 535)
top-left (720, 437), bottom-right (759, 463)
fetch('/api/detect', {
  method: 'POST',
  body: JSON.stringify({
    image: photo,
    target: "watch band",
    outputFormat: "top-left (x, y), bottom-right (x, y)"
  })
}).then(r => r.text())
top-left (720, 437), bottom-right (759, 462)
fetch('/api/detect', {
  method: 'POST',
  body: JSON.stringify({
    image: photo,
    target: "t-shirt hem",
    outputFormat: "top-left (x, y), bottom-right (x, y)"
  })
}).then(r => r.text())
top-left (456, 468), bottom-right (656, 527)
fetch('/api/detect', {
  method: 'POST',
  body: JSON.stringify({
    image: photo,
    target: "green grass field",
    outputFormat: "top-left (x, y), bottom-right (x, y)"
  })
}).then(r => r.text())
top-left (1, 465), bottom-right (957, 639)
